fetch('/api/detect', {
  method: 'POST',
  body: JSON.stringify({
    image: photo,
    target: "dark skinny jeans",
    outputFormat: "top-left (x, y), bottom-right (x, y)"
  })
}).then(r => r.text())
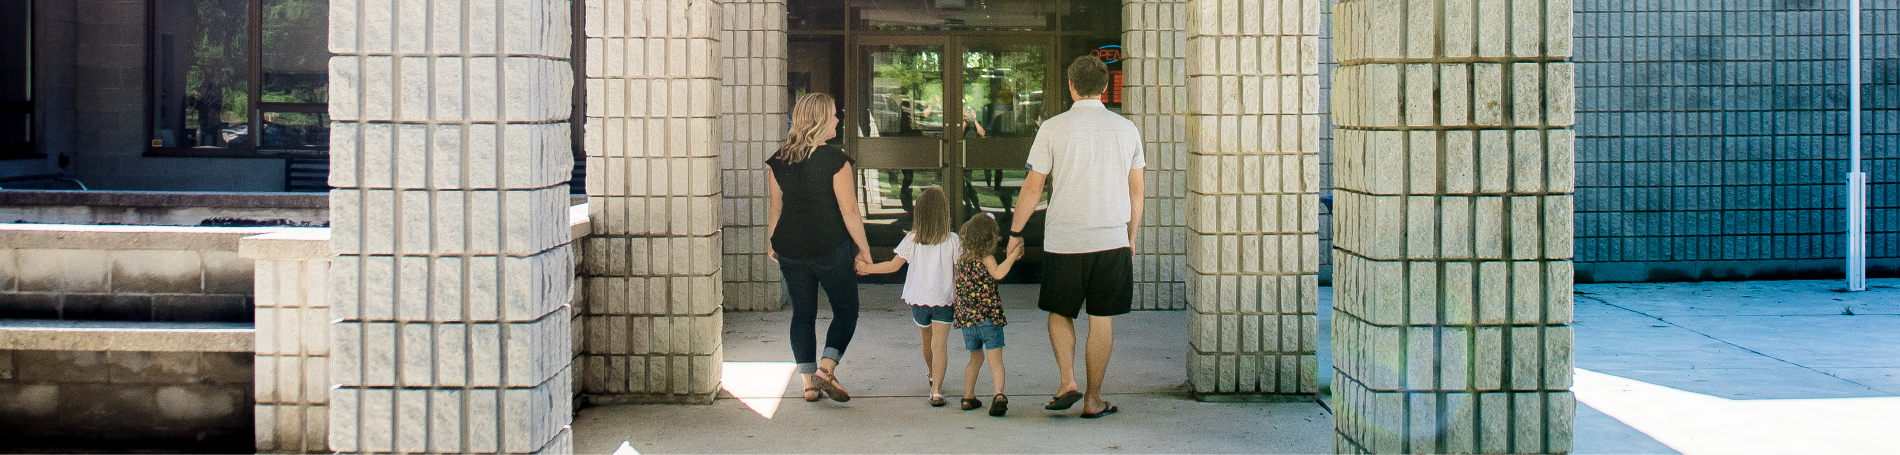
top-left (779, 242), bottom-right (861, 374)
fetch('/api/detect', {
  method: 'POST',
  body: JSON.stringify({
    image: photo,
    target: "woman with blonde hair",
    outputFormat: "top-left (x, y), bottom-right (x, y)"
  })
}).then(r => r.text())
top-left (768, 93), bottom-right (874, 403)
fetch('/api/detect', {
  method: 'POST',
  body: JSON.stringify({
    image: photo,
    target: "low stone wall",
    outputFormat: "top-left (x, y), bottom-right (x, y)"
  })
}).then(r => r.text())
top-left (0, 320), bottom-right (254, 450)
top-left (0, 224), bottom-right (280, 321)
top-left (237, 205), bottom-right (590, 453)
top-left (0, 190), bottom-right (330, 227)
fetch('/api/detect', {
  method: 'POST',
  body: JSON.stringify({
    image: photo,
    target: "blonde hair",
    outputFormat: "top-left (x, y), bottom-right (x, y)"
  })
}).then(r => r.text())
top-left (958, 213), bottom-right (1000, 263)
top-left (911, 187), bottom-right (951, 246)
top-left (774, 93), bottom-right (836, 164)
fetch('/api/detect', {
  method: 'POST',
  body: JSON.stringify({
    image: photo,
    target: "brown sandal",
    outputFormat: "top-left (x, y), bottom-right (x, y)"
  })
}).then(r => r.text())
top-left (814, 366), bottom-right (851, 402)
top-left (802, 385), bottom-right (824, 402)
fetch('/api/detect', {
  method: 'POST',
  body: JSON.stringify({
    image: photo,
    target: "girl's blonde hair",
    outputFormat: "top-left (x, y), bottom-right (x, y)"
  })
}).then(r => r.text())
top-left (773, 93), bottom-right (836, 164)
top-left (911, 187), bottom-right (951, 245)
top-left (958, 212), bottom-right (1000, 263)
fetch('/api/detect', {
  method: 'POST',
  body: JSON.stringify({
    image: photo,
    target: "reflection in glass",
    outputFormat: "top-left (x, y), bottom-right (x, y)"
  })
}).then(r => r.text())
top-left (262, 0), bottom-right (328, 104)
top-left (151, 0), bottom-right (250, 148)
top-left (961, 44), bottom-right (1044, 139)
top-left (861, 45), bottom-right (944, 138)
top-left (788, 0), bottom-right (846, 31)
top-left (257, 112), bottom-right (330, 150)
top-left (856, 0), bottom-right (1052, 31)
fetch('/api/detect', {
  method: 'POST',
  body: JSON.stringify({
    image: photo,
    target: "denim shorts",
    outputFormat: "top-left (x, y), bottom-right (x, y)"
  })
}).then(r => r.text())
top-left (962, 321), bottom-right (1005, 351)
top-left (909, 304), bottom-right (953, 327)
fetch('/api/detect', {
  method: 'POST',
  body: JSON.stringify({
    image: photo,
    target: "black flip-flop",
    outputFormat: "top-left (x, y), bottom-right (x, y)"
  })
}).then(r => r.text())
top-left (1080, 403), bottom-right (1119, 419)
top-left (1044, 390), bottom-right (1083, 410)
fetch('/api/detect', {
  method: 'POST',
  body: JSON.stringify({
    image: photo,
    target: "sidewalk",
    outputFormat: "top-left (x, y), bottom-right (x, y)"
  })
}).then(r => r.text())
top-left (572, 279), bottom-right (1900, 454)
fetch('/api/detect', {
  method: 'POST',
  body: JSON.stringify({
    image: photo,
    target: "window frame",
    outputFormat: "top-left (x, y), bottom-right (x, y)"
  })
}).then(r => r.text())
top-left (0, 0), bottom-right (36, 161)
top-left (144, 0), bottom-right (329, 159)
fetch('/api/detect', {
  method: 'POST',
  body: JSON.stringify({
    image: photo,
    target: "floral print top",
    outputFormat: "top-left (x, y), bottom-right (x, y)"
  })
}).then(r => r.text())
top-left (952, 258), bottom-right (1006, 328)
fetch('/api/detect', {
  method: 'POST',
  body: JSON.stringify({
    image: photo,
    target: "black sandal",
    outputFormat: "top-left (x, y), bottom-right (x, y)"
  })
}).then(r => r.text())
top-left (1045, 390), bottom-right (1083, 410)
top-left (989, 393), bottom-right (1009, 416)
top-left (960, 397), bottom-right (983, 410)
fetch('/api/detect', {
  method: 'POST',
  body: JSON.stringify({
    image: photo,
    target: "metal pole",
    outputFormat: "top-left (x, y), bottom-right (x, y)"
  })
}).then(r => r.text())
top-left (1848, 0), bottom-right (1867, 291)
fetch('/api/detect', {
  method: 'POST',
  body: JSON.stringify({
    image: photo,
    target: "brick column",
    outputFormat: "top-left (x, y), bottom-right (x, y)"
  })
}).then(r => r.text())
top-left (578, 0), bottom-right (725, 404)
top-left (719, 0), bottom-right (787, 312)
top-left (242, 230), bottom-right (333, 453)
top-left (1182, 0), bottom-right (1324, 398)
top-left (327, 0), bottom-right (576, 452)
top-left (1123, 0), bottom-right (1190, 310)
top-left (1330, 0), bottom-right (1576, 453)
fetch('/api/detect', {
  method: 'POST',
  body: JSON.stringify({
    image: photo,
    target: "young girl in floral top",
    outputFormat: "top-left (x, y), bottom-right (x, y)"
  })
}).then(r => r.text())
top-left (952, 212), bottom-right (1023, 416)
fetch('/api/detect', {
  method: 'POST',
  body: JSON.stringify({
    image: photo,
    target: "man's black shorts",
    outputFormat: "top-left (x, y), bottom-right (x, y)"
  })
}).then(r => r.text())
top-left (1038, 247), bottom-right (1134, 319)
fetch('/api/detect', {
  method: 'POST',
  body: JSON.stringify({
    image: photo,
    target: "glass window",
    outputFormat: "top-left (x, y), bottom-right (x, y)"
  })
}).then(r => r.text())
top-left (788, 0), bottom-right (847, 31)
top-left (962, 44), bottom-right (1044, 138)
top-left (854, 0), bottom-right (1052, 31)
top-left (150, 0), bottom-right (329, 155)
top-left (861, 45), bottom-right (945, 138)
top-left (1059, 36), bottom-right (1124, 112)
top-left (1058, 0), bottom-right (1121, 34)
top-left (2, 0), bottom-right (32, 158)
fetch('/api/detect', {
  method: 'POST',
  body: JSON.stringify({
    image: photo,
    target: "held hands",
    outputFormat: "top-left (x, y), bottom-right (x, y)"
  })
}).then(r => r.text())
top-left (1005, 242), bottom-right (1025, 262)
top-left (854, 258), bottom-right (874, 275)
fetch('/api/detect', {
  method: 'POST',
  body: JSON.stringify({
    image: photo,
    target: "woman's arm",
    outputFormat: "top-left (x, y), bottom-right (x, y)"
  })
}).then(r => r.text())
top-left (833, 162), bottom-right (874, 265)
top-left (767, 173), bottom-right (783, 262)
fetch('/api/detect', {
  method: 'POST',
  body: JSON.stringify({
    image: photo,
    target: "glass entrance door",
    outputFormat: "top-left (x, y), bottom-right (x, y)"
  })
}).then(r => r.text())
top-left (850, 36), bottom-right (1052, 282)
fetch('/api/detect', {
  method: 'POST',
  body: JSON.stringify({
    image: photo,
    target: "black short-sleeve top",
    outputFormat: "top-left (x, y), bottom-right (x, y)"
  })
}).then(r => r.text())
top-left (767, 145), bottom-right (855, 261)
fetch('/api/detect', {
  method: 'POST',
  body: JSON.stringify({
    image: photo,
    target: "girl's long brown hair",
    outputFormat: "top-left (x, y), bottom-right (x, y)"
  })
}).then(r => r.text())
top-left (911, 187), bottom-right (951, 246)
top-left (773, 93), bottom-right (836, 164)
top-left (957, 212), bottom-right (1000, 263)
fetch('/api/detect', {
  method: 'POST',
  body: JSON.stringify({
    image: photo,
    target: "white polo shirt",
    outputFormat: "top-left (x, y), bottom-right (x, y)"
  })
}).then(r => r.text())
top-left (1024, 99), bottom-right (1146, 254)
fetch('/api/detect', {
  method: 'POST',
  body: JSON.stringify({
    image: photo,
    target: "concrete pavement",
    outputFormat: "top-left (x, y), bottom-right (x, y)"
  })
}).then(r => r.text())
top-left (573, 278), bottom-right (1900, 454)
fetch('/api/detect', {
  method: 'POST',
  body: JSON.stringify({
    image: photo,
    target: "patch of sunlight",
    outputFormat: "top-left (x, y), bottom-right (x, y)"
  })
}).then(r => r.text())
top-left (721, 361), bottom-right (798, 419)
top-left (1573, 368), bottom-right (1900, 454)
top-left (612, 441), bottom-right (639, 455)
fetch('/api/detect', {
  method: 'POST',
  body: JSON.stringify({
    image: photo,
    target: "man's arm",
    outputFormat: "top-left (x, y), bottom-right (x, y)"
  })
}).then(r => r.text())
top-left (1127, 167), bottom-right (1144, 249)
top-left (1007, 170), bottom-right (1047, 255)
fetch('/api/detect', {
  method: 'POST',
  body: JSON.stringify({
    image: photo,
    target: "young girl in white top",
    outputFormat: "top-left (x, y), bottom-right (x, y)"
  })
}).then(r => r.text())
top-left (856, 187), bottom-right (960, 407)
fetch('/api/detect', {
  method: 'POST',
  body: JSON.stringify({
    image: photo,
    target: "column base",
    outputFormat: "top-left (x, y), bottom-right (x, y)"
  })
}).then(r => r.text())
top-left (1191, 392), bottom-right (1319, 403)
top-left (581, 391), bottom-right (719, 406)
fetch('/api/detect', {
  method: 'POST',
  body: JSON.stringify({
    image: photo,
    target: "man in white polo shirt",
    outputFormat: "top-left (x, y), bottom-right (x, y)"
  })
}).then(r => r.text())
top-left (1005, 55), bottom-right (1144, 419)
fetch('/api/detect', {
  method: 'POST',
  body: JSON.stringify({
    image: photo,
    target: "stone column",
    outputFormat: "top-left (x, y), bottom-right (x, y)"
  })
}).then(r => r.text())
top-left (1331, 0), bottom-right (1576, 453)
top-left (1182, 0), bottom-right (1324, 398)
top-left (327, 0), bottom-right (576, 452)
top-left (1124, 0), bottom-right (1190, 310)
top-left (578, 0), bottom-right (725, 404)
top-left (242, 229), bottom-right (333, 453)
top-left (719, 0), bottom-right (787, 312)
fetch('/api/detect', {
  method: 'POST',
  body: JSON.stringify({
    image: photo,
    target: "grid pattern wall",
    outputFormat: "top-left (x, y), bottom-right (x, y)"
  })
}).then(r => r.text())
top-left (1330, 0), bottom-right (1577, 452)
top-left (252, 256), bottom-right (332, 453)
top-left (1571, 1), bottom-right (1900, 279)
top-left (1318, 0), bottom-right (1335, 277)
top-left (719, 0), bottom-right (788, 312)
top-left (578, 0), bottom-right (726, 401)
top-left (1124, 0), bottom-right (1191, 310)
top-left (1181, 0), bottom-right (1325, 396)
top-left (325, 0), bottom-right (578, 452)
